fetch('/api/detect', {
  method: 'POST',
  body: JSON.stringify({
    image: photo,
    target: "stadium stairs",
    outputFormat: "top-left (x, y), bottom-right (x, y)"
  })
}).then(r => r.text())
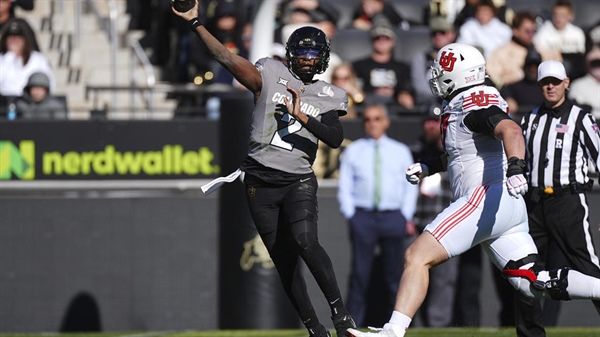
top-left (16, 0), bottom-right (177, 120)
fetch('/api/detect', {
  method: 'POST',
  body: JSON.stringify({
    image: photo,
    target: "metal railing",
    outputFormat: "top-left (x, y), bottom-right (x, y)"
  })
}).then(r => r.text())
top-left (58, 0), bottom-right (156, 116)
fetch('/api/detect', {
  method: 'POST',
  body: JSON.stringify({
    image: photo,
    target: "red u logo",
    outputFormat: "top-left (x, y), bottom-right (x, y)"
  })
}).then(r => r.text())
top-left (439, 51), bottom-right (457, 71)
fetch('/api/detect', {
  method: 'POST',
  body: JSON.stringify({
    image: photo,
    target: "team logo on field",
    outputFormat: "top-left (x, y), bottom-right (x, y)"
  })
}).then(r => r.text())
top-left (247, 185), bottom-right (256, 197)
top-left (439, 51), bottom-right (457, 71)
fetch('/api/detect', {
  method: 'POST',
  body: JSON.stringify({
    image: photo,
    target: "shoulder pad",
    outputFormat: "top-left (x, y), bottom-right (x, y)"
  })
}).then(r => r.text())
top-left (462, 86), bottom-right (506, 113)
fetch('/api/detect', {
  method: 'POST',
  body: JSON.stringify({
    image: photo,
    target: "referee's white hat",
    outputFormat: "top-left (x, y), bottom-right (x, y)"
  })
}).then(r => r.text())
top-left (537, 60), bottom-right (567, 81)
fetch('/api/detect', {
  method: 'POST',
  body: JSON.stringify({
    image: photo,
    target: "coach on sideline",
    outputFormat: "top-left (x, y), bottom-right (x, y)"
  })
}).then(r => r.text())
top-left (516, 60), bottom-right (600, 337)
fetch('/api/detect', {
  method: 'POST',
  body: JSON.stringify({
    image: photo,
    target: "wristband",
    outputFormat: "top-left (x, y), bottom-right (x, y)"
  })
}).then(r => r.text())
top-left (187, 17), bottom-right (202, 30)
top-left (506, 156), bottom-right (527, 177)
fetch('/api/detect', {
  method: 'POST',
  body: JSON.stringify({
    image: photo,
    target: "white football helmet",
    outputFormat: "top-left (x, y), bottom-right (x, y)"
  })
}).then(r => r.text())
top-left (429, 43), bottom-right (486, 99)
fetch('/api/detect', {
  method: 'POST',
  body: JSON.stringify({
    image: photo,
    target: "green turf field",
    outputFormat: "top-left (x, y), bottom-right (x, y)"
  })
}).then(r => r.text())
top-left (2, 328), bottom-right (600, 337)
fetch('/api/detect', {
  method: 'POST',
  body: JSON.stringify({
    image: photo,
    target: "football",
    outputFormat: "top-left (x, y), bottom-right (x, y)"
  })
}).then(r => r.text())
top-left (171, 0), bottom-right (195, 13)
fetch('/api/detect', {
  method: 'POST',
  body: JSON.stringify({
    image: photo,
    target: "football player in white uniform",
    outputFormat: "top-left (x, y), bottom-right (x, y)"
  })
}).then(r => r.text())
top-left (346, 43), bottom-right (600, 337)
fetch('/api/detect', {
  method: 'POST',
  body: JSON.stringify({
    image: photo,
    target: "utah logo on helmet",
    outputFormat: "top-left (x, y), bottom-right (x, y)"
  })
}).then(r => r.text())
top-left (429, 43), bottom-right (486, 99)
top-left (439, 51), bottom-right (457, 71)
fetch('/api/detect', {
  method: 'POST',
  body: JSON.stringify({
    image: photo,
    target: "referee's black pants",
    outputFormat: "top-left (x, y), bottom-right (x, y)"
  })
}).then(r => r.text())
top-left (515, 191), bottom-right (600, 337)
top-left (245, 174), bottom-right (344, 329)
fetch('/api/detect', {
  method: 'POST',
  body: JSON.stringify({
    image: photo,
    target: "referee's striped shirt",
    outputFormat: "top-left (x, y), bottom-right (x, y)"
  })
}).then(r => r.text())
top-left (521, 100), bottom-right (600, 189)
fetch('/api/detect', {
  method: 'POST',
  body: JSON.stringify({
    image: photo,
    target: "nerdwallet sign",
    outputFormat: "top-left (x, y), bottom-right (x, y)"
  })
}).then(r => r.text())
top-left (0, 121), bottom-right (220, 180)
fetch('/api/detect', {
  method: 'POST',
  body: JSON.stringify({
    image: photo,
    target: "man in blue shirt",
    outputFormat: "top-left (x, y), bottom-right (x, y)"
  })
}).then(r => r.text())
top-left (337, 104), bottom-right (419, 327)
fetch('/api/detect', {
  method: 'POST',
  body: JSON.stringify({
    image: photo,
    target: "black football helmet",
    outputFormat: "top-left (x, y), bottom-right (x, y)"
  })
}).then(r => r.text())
top-left (285, 26), bottom-right (330, 79)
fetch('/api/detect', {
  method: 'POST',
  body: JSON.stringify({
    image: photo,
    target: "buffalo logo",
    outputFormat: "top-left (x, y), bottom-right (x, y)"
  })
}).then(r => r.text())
top-left (439, 51), bottom-right (457, 71)
top-left (470, 91), bottom-right (490, 106)
top-left (247, 185), bottom-right (256, 197)
top-left (240, 234), bottom-right (274, 271)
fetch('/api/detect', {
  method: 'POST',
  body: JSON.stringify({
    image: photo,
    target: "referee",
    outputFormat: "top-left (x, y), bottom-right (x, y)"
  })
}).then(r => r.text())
top-left (517, 60), bottom-right (600, 337)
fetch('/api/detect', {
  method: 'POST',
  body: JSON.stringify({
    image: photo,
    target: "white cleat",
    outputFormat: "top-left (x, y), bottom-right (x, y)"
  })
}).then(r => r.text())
top-left (346, 323), bottom-right (406, 337)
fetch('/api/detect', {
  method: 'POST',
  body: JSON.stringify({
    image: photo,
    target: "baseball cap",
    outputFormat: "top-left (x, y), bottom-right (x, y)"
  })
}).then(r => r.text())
top-left (429, 16), bottom-right (454, 32)
top-left (6, 21), bottom-right (24, 36)
top-left (537, 60), bottom-right (567, 81)
top-left (371, 24), bottom-right (396, 40)
top-left (524, 49), bottom-right (542, 66)
top-left (215, 0), bottom-right (236, 18)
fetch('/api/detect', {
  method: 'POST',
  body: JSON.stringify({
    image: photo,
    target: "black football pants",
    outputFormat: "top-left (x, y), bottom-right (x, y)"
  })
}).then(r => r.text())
top-left (515, 192), bottom-right (600, 337)
top-left (245, 174), bottom-right (344, 329)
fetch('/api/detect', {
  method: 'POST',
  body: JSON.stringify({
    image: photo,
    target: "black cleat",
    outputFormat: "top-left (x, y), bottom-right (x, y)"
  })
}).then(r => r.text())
top-left (332, 312), bottom-right (357, 337)
top-left (309, 325), bottom-right (332, 337)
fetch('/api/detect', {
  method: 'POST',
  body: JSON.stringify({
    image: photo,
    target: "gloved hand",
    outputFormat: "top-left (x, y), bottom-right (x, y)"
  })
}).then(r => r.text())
top-left (406, 163), bottom-right (429, 185)
top-left (506, 157), bottom-right (528, 198)
top-left (507, 174), bottom-right (528, 198)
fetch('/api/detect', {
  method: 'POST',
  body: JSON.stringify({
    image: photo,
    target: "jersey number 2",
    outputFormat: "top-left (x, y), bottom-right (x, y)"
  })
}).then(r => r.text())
top-left (271, 113), bottom-right (303, 150)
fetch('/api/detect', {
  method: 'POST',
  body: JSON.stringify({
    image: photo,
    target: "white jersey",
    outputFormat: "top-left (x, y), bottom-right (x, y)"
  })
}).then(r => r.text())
top-left (441, 85), bottom-right (509, 200)
top-left (425, 85), bottom-right (535, 264)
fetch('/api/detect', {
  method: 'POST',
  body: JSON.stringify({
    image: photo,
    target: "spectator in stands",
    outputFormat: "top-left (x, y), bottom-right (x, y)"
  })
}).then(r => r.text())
top-left (331, 62), bottom-right (364, 119)
top-left (569, 45), bottom-right (600, 119)
top-left (451, 0), bottom-right (513, 29)
top-left (15, 72), bottom-right (67, 120)
top-left (0, 0), bottom-right (33, 31)
top-left (500, 50), bottom-right (544, 121)
top-left (0, 19), bottom-right (53, 97)
top-left (0, 0), bottom-right (12, 30)
top-left (277, 0), bottom-right (339, 43)
top-left (409, 115), bottom-right (457, 328)
top-left (487, 11), bottom-right (562, 89)
top-left (410, 16), bottom-right (456, 108)
top-left (206, 0), bottom-right (248, 85)
top-left (585, 21), bottom-right (600, 52)
top-left (0, 0), bottom-right (38, 50)
top-left (455, 0), bottom-right (511, 57)
top-left (352, 20), bottom-right (414, 108)
top-left (350, 0), bottom-right (404, 31)
top-left (393, 85), bottom-right (415, 113)
top-left (533, 0), bottom-right (586, 79)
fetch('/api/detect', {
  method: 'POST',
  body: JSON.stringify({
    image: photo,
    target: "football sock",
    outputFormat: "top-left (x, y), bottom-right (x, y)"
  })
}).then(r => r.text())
top-left (303, 316), bottom-right (322, 331)
top-left (389, 311), bottom-right (412, 332)
top-left (565, 269), bottom-right (600, 299)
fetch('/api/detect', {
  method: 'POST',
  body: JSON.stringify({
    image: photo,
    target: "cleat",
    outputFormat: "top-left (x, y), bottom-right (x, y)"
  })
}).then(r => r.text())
top-left (309, 325), bottom-right (332, 337)
top-left (345, 323), bottom-right (406, 337)
top-left (332, 312), bottom-right (356, 337)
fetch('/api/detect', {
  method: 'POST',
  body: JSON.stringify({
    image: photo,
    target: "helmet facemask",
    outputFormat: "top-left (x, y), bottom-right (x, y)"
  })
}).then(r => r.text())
top-left (286, 27), bottom-right (330, 81)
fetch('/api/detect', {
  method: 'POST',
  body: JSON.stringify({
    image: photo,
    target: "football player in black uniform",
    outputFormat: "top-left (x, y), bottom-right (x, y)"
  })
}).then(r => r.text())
top-left (172, 1), bottom-right (355, 336)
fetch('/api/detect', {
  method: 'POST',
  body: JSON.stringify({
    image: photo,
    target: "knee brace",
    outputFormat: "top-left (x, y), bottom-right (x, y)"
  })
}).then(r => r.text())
top-left (501, 254), bottom-right (571, 300)
top-left (541, 268), bottom-right (571, 300)
top-left (501, 254), bottom-right (545, 295)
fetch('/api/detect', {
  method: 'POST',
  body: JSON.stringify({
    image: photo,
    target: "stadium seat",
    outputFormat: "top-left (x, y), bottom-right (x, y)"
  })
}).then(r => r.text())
top-left (330, 28), bottom-right (372, 62)
top-left (394, 26), bottom-right (431, 64)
